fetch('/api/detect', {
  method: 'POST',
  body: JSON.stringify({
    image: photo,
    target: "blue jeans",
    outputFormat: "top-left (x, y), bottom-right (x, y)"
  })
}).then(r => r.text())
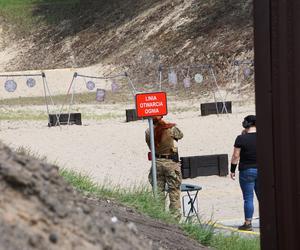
top-left (239, 168), bottom-right (259, 220)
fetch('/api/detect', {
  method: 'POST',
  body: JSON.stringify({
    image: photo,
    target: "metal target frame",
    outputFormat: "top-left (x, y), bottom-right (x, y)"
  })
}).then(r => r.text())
top-left (157, 64), bottom-right (229, 114)
top-left (232, 59), bottom-right (254, 85)
top-left (58, 71), bottom-right (138, 125)
top-left (0, 72), bottom-right (60, 126)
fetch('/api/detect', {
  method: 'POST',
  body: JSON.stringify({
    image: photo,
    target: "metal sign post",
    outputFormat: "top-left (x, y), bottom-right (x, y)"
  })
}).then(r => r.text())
top-left (148, 117), bottom-right (157, 196)
top-left (135, 91), bottom-right (168, 196)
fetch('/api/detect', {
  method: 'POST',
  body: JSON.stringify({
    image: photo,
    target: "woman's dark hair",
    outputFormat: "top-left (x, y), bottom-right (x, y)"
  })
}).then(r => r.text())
top-left (242, 115), bottom-right (256, 128)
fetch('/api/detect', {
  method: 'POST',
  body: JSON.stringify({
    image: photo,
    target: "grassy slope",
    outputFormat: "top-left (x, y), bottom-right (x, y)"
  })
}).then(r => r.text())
top-left (0, 0), bottom-right (79, 30)
top-left (60, 169), bottom-right (260, 250)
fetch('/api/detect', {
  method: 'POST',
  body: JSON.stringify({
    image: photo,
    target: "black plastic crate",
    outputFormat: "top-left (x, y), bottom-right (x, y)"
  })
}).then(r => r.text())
top-left (48, 113), bottom-right (82, 127)
top-left (181, 168), bottom-right (191, 179)
top-left (181, 157), bottom-right (190, 169)
top-left (218, 154), bottom-right (229, 176)
top-left (180, 154), bottom-right (228, 178)
top-left (126, 109), bottom-right (142, 122)
top-left (180, 157), bottom-right (191, 179)
top-left (200, 101), bottom-right (232, 116)
top-left (190, 155), bottom-right (219, 177)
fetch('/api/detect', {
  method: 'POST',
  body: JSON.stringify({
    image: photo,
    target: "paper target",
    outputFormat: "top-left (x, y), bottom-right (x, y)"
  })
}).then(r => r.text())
top-left (26, 78), bottom-right (36, 88)
top-left (4, 80), bottom-right (17, 92)
top-left (243, 68), bottom-right (252, 78)
top-left (194, 73), bottom-right (204, 83)
top-left (96, 88), bottom-right (106, 102)
top-left (86, 81), bottom-right (95, 90)
top-left (111, 80), bottom-right (119, 93)
top-left (183, 77), bottom-right (191, 88)
top-left (168, 70), bottom-right (178, 85)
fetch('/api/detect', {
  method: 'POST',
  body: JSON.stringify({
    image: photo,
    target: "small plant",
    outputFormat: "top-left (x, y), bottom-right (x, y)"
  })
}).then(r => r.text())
top-left (182, 221), bottom-right (215, 246)
top-left (16, 146), bottom-right (47, 161)
top-left (212, 233), bottom-right (260, 250)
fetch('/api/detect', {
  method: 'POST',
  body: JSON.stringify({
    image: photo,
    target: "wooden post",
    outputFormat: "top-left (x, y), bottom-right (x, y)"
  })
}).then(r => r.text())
top-left (254, 0), bottom-right (300, 249)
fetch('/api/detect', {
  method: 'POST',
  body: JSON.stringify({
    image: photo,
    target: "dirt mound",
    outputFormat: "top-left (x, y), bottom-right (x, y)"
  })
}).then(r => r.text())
top-left (0, 142), bottom-right (151, 250)
top-left (0, 143), bottom-right (207, 250)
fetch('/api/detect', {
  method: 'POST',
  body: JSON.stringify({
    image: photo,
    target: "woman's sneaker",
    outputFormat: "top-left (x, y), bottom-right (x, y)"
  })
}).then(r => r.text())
top-left (238, 223), bottom-right (253, 231)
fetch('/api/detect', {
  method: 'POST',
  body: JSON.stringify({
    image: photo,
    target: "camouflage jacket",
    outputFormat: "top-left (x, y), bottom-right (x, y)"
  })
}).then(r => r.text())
top-left (145, 126), bottom-right (183, 155)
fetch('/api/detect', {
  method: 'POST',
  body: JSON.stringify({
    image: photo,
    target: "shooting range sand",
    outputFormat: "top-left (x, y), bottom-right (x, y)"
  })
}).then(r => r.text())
top-left (0, 97), bottom-right (258, 224)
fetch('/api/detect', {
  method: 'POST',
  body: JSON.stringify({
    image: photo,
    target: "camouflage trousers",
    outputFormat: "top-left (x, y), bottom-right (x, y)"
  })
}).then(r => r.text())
top-left (148, 159), bottom-right (182, 215)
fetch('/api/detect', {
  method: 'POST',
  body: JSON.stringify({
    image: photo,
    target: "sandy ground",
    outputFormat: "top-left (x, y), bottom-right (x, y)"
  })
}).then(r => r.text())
top-left (0, 98), bottom-right (259, 225)
top-left (0, 64), bottom-right (259, 228)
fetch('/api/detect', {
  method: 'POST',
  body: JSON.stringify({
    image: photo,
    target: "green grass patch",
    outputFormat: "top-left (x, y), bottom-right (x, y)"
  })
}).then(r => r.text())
top-left (212, 233), bottom-right (260, 250)
top-left (83, 113), bottom-right (123, 121)
top-left (0, 91), bottom-right (130, 106)
top-left (0, 109), bottom-right (47, 121)
top-left (60, 169), bottom-right (260, 250)
top-left (0, 0), bottom-right (38, 29)
top-left (0, 0), bottom-right (80, 29)
top-left (0, 108), bottom-right (123, 121)
top-left (169, 106), bottom-right (199, 113)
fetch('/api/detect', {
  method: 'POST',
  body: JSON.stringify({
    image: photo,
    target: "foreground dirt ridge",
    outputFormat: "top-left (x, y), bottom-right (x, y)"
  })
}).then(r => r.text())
top-left (0, 142), bottom-right (207, 250)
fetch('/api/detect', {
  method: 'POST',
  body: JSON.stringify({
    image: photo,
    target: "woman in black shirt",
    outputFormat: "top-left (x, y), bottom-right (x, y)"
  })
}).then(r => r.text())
top-left (230, 115), bottom-right (258, 231)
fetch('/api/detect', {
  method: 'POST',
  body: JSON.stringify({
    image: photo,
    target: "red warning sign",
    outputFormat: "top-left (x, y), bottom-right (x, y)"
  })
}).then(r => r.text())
top-left (135, 92), bottom-right (168, 118)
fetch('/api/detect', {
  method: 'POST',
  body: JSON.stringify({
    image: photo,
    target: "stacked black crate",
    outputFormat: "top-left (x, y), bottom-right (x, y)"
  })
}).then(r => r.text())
top-left (218, 154), bottom-right (228, 176)
top-left (191, 154), bottom-right (228, 177)
top-left (180, 154), bottom-right (229, 178)
top-left (200, 101), bottom-right (232, 116)
top-left (126, 109), bottom-right (141, 122)
top-left (190, 155), bottom-right (217, 177)
top-left (180, 157), bottom-right (191, 179)
top-left (48, 113), bottom-right (82, 126)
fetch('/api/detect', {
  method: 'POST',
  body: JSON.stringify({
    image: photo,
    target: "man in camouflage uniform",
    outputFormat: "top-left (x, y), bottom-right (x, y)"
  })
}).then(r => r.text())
top-left (145, 116), bottom-right (183, 217)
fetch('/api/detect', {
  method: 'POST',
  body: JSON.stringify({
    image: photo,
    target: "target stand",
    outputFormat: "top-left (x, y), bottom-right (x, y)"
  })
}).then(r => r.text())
top-left (56, 72), bottom-right (137, 126)
top-left (157, 64), bottom-right (230, 115)
top-left (231, 59), bottom-right (254, 92)
top-left (0, 72), bottom-right (60, 127)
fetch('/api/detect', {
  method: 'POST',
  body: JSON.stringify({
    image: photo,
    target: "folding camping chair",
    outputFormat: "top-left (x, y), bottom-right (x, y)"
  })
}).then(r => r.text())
top-left (165, 183), bottom-right (202, 223)
top-left (180, 183), bottom-right (202, 223)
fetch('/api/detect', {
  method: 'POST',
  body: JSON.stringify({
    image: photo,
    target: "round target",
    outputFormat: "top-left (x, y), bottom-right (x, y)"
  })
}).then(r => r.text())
top-left (111, 80), bottom-right (119, 93)
top-left (26, 78), bottom-right (36, 88)
top-left (194, 73), bottom-right (204, 83)
top-left (96, 88), bottom-right (106, 102)
top-left (243, 68), bottom-right (252, 78)
top-left (4, 80), bottom-right (17, 92)
top-left (86, 81), bottom-right (95, 90)
top-left (183, 77), bottom-right (191, 88)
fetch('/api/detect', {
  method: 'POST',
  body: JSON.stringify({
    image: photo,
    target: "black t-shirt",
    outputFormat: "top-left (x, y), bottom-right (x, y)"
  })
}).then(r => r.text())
top-left (234, 133), bottom-right (257, 170)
